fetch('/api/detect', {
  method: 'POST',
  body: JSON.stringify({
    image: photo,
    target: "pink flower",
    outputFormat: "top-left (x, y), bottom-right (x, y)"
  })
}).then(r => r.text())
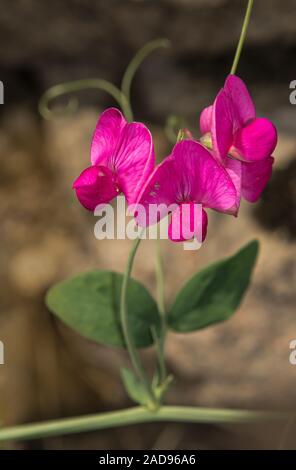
top-left (136, 140), bottom-right (237, 242)
top-left (73, 108), bottom-right (155, 211)
top-left (200, 75), bottom-right (277, 209)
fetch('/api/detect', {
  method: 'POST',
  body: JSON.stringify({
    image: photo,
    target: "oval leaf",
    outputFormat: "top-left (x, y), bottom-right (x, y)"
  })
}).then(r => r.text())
top-left (46, 270), bottom-right (160, 348)
top-left (168, 240), bottom-right (259, 332)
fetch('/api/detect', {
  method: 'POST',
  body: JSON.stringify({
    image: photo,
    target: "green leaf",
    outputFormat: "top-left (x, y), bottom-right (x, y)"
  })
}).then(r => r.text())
top-left (120, 368), bottom-right (148, 406)
top-left (168, 240), bottom-right (259, 332)
top-left (46, 270), bottom-right (160, 348)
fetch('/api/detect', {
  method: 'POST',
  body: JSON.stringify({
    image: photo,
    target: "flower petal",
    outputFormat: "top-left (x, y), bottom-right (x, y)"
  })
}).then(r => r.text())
top-left (90, 107), bottom-right (126, 166)
top-left (232, 117), bottom-right (277, 162)
top-left (135, 156), bottom-right (177, 227)
top-left (200, 105), bottom-right (213, 134)
top-left (114, 122), bottom-right (155, 205)
top-left (241, 156), bottom-right (274, 202)
top-left (73, 165), bottom-right (118, 211)
top-left (137, 140), bottom-right (237, 227)
top-left (173, 140), bottom-right (237, 213)
top-left (168, 203), bottom-right (208, 242)
top-left (90, 108), bottom-right (155, 206)
top-left (224, 74), bottom-right (256, 128)
top-left (224, 157), bottom-right (242, 215)
top-left (211, 90), bottom-right (233, 161)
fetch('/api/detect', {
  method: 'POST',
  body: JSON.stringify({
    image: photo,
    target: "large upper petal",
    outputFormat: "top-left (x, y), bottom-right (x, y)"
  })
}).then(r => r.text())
top-left (114, 122), bottom-right (155, 205)
top-left (73, 165), bottom-right (118, 211)
top-left (232, 117), bottom-right (278, 162)
top-left (90, 108), bottom-right (126, 166)
top-left (241, 156), bottom-right (274, 202)
top-left (90, 107), bottom-right (155, 206)
top-left (211, 90), bottom-right (233, 162)
top-left (137, 140), bottom-right (237, 225)
top-left (173, 140), bottom-right (237, 213)
top-left (224, 74), bottom-right (256, 129)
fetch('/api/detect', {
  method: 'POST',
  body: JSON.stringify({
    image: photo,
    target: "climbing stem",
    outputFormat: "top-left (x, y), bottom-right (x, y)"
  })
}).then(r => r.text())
top-left (154, 238), bottom-right (167, 383)
top-left (230, 0), bottom-right (254, 74)
top-left (120, 236), bottom-right (157, 408)
top-left (0, 406), bottom-right (286, 442)
top-left (155, 239), bottom-right (166, 317)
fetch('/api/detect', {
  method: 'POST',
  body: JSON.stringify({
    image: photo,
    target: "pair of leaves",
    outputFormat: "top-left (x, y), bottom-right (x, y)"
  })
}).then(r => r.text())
top-left (45, 240), bottom-right (259, 349)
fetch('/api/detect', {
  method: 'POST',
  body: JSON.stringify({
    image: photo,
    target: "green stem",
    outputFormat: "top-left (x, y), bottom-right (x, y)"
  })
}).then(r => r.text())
top-left (0, 406), bottom-right (286, 443)
top-left (151, 326), bottom-right (167, 390)
top-left (155, 239), bottom-right (166, 317)
top-left (120, 237), bottom-right (156, 408)
top-left (38, 78), bottom-right (132, 122)
top-left (121, 38), bottom-right (171, 119)
top-left (230, 0), bottom-right (254, 75)
top-left (154, 239), bottom-right (167, 383)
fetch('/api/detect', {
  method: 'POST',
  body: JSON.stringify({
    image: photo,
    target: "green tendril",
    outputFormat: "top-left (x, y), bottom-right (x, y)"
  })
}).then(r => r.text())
top-left (38, 78), bottom-right (129, 121)
top-left (121, 38), bottom-right (171, 120)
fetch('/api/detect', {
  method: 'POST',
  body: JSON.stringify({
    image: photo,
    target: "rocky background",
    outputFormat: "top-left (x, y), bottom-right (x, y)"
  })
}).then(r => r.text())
top-left (0, 0), bottom-right (296, 450)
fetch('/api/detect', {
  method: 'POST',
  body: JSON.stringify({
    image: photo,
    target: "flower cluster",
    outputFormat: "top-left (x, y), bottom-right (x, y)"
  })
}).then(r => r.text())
top-left (73, 74), bottom-right (277, 243)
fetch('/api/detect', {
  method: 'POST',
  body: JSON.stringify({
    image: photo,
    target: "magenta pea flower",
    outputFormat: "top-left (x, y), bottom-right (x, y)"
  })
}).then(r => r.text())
top-left (73, 108), bottom-right (155, 211)
top-left (136, 140), bottom-right (237, 242)
top-left (200, 75), bottom-right (277, 208)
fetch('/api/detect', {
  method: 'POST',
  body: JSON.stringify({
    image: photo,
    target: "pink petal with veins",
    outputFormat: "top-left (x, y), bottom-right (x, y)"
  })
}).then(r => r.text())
top-left (90, 108), bottom-right (126, 166)
top-left (232, 117), bottom-right (277, 162)
top-left (135, 156), bottom-right (177, 227)
top-left (211, 90), bottom-right (233, 162)
top-left (241, 156), bottom-right (274, 202)
top-left (73, 165), bottom-right (118, 211)
top-left (224, 74), bottom-right (256, 129)
top-left (90, 107), bottom-right (154, 206)
top-left (114, 122), bottom-right (155, 205)
top-left (136, 140), bottom-right (237, 231)
top-left (173, 140), bottom-right (237, 213)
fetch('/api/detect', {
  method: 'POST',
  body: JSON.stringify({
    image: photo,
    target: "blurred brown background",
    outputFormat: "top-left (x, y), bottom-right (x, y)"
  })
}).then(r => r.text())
top-left (0, 0), bottom-right (296, 450)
